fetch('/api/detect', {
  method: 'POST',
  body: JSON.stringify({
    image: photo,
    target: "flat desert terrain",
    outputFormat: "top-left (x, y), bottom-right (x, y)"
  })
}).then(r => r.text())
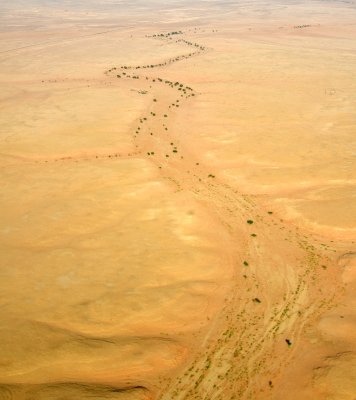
top-left (0, 0), bottom-right (355, 399)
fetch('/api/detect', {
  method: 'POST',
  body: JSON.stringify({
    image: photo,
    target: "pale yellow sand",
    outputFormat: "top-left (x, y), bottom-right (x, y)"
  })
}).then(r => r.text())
top-left (0, 1), bottom-right (355, 399)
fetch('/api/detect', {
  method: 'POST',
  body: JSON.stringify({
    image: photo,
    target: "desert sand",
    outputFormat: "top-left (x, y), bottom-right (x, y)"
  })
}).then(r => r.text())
top-left (0, 0), bottom-right (355, 399)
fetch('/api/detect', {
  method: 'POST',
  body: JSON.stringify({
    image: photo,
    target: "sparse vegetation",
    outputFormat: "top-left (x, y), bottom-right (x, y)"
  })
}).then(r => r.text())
top-left (101, 27), bottom-right (344, 400)
top-left (253, 298), bottom-right (261, 303)
top-left (294, 24), bottom-right (312, 29)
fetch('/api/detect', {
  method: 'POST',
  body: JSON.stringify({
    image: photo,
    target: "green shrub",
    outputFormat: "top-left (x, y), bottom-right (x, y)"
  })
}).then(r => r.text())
top-left (253, 298), bottom-right (261, 303)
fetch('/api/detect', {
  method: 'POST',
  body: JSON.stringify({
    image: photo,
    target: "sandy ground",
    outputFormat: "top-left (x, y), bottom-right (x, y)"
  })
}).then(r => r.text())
top-left (0, 0), bottom-right (355, 399)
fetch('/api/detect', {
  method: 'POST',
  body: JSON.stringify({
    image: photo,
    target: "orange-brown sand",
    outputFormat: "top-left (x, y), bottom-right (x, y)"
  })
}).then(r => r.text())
top-left (0, 1), bottom-right (355, 399)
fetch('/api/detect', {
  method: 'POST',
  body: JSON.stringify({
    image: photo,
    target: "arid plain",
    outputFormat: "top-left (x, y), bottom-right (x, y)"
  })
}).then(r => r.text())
top-left (0, 0), bottom-right (355, 399)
